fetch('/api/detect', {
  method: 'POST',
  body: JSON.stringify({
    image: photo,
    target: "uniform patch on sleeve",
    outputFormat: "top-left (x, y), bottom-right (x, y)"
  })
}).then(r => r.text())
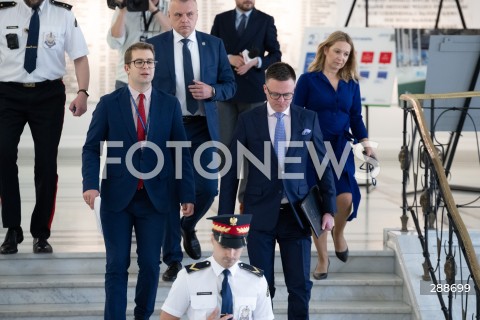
top-left (49, 0), bottom-right (72, 10)
top-left (185, 260), bottom-right (211, 273)
top-left (239, 262), bottom-right (264, 277)
top-left (0, 1), bottom-right (17, 9)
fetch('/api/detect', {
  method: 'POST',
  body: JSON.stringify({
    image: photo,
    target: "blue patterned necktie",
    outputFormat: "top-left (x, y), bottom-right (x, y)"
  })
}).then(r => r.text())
top-left (181, 38), bottom-right (197, 115)
top-left (237, 13), bottom-right (247, 37)
top-left (274, 112), bottom-right (286, 168)
top-left (24, 7), bottom-right (40, 73)
top-left (221, 269), bottom-right (233, 315)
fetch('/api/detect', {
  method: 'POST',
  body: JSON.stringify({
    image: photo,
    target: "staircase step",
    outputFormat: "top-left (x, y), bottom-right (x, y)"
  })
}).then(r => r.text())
top-left (0, 301), bottom-right (412, 320)
top-left (0, 272), bottom-right (404, 305)
top-left (0, 250), bottom-right (395, 275)
top-left (275, 301), bottom-right (412, 320)
top-left (0, 231), bottom-right (411, 319)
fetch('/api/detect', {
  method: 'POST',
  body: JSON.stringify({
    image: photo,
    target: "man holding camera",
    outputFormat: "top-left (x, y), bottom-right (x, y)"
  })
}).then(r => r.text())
top-left (0, 0), bottom-right (89, 255)
top-left (108, 0), bottom-right (171, 89)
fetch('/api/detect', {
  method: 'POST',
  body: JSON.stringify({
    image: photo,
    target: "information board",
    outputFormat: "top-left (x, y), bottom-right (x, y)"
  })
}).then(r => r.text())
top-left (424, 35), bottom-right (480, 132)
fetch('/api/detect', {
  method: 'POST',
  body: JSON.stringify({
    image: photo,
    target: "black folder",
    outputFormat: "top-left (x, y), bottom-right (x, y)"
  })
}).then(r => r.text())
top-left (299, 185), bottom-right (324, 238)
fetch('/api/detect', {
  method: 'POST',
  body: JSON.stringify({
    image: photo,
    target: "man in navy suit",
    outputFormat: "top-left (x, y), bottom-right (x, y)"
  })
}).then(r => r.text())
top-left (211, 0), bottom-right (281, 205)
top-left (147, 0), bottom-right (236, 282)
top-left (219, 62), bottom-right (337, 319)
top-left (82, 42), bottom-right (195, 320)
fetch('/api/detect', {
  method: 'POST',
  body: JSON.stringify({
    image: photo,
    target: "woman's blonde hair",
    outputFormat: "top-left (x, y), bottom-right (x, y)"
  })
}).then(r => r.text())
top-left (308, 31), bottom-right (359, 82)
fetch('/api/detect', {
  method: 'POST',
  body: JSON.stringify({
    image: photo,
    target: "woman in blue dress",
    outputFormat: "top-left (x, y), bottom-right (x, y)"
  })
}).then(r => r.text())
top-left (293, 31), bottom-right (375, 279)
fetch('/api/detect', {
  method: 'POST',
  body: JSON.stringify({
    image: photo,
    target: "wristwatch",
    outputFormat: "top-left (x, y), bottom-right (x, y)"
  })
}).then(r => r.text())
top-left (77, 89), bottom-right (89, 97)
top-left (211, 86), bottom-right (216, 98)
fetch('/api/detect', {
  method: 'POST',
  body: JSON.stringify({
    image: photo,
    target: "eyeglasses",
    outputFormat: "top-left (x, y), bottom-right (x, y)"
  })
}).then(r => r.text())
top-left (128, 59), bottom-right (157, 69)
top-left (265, 85), bottom-right (294, 100)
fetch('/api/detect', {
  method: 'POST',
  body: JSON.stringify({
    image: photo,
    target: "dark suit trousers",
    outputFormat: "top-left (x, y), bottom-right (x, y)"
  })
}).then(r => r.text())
top-left (0, 81), bottom-right (65, 239)
top-left (162, 117), bottom-right (218, 263)
top-left (247, 205), bottom-right (313, 320)
top-left (101, 189), bottom-right (165, 320)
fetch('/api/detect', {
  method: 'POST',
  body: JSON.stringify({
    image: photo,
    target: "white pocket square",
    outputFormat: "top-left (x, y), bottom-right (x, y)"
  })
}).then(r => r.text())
top-left (302, 129), bottom-right (311, 135)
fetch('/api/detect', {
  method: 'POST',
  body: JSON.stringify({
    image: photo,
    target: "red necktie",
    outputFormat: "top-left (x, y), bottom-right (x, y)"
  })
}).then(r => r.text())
top-left (137, 93), bottom-right (146, 189)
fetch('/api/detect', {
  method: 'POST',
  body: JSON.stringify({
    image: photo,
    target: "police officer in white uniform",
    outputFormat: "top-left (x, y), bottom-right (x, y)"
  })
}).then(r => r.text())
top-left (160, 214), bottom-right (274, 320)
top-left (0, 0), bottom-right (89, 254)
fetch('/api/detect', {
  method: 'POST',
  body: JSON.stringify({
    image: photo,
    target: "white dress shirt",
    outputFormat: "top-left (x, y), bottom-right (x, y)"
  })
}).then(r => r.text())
top-left (266, 102), bottom-right (291, 149)
top-left (128, 85), bottom-right (152, 134)
top-left (172, 29), bottom-right (204, 116)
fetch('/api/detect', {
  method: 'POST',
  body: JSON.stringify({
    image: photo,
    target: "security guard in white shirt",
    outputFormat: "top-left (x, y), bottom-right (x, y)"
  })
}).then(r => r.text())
top-left (0, 0), bottom-right (89, 255)
top-left (160, 214), bottom-right (274, 320)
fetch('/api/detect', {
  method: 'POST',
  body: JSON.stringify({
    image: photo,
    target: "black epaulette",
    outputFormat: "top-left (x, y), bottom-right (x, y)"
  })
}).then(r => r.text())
top-left (50, 0), bottom-right (72, 10)
top-left (239, 262), bottom-right (264, 277)
top-left (185, 260), bottom-right (211, 274)
top-left (0, 1), bottom-right (17, 9)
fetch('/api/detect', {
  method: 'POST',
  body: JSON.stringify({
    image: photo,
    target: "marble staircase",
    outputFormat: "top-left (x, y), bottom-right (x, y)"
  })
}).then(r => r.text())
top-left (7, 157), bottom-right (473, 319)
top-left (0, 231), bottom-right (413, 320)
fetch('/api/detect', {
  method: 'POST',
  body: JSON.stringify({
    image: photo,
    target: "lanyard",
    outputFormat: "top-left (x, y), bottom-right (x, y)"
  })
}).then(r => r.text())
top-left (130, 93), bottom-right (151, 138)
top-left (142, 11), bottom-right (155, 33)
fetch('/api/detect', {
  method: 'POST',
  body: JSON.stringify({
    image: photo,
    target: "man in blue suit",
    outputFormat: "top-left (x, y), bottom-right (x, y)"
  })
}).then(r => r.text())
top-left (82, 42), bottom-right (195, 320)
top-left (211, 0), bottom-right (282, 207)
top-left (147, 0), bottom-right (236, 282)
top-left (219, 62), bottom-right (337, 319)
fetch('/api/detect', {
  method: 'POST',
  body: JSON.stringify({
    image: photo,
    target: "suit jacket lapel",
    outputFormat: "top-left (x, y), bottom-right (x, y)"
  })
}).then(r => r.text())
top-left (227, 10), bottom-right (237, 36)
top-left (146, 89), bottom-right (158, 142)
top-left (196, 32), bottom-right (206, 80)
top-left (287, 106), bottom-right (304, 156)
top-left (165, 31), bottom-right (176, 85)
top-left (252, 105), bottom-right (277, 163)
top-left (253, 105), bottom-right (271, 145)
top-left (119, 87), bottom-right (138, 143)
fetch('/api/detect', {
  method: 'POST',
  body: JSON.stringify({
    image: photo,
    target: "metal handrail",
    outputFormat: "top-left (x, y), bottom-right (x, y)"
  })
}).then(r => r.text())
top-left (400, 92), bottom-right (480, 319)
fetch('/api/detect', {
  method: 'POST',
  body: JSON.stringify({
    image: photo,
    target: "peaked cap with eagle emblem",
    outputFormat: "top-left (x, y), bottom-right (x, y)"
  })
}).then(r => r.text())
top-left (207, 214), bottom-right (252, 249)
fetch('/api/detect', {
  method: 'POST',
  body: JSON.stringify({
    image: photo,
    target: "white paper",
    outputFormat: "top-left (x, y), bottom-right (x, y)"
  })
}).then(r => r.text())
top-left (242, 49), bottom-right (255, 64)
top-left (93, 196), bottom-right (103, 235)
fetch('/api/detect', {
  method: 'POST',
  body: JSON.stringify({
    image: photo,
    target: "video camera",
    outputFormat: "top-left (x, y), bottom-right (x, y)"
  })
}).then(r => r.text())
top-left (106, 0), bottom-right (149, 12)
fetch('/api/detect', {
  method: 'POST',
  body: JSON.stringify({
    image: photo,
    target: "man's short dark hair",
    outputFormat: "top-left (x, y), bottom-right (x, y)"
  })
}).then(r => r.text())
top-left (124, 42), bottom-right (155, 65)
top-left (265, 62), bottom-right (296, 82)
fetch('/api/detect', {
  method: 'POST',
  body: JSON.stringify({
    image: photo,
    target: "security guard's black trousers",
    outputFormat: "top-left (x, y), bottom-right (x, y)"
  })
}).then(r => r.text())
top-left (0, 80), bottom-right (65, 239)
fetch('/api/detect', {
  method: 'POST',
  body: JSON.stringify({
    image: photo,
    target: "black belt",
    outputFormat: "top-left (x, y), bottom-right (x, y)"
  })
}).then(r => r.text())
top-left (279, 203), bottom-right (292, 211)
top-left (3, 79), bottom-right (62, 88)
top-left (182, 115), bottom-right (205, 124)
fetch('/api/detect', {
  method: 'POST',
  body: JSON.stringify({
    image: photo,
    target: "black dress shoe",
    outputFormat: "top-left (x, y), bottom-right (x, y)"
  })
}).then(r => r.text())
top-left (0, 228), bottom-right (24, 255)
top-left (181, 227), bottom-right (201, 260)
top-left (33, 238), bottom-right (53, 253)
top-left (162, 261), bottom-right (182, 282)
